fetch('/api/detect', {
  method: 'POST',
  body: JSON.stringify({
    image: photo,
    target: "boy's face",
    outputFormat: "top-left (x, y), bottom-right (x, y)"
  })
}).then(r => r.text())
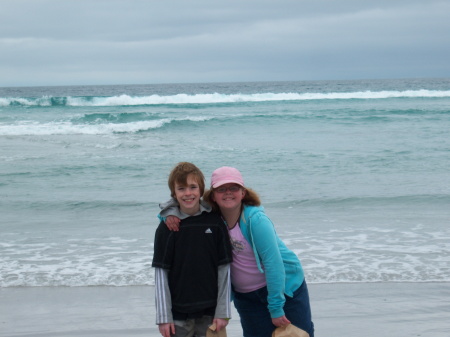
top-left (174, 174), bottom-right (201, 215)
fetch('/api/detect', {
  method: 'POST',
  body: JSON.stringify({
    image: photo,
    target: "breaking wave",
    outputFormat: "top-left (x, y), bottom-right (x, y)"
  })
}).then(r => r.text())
top-left (2, 89), bottom-right (450, 107)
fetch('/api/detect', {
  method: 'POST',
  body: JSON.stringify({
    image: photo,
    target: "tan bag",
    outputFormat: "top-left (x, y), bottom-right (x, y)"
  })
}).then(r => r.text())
top-left (272, 324), bottom-right (309, 337)
top-left (206, 323), bottom-right (227, 337)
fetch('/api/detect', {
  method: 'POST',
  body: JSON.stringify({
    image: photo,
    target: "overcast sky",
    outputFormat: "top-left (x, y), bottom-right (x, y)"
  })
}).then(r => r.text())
top-left (1, 0), bottom-right (449, 87)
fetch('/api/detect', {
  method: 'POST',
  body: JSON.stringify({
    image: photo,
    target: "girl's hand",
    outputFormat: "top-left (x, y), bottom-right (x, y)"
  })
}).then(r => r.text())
top-left (166, 215), bottom-right (181, 231)
top-left (272, 315), bottom-right (291, 327)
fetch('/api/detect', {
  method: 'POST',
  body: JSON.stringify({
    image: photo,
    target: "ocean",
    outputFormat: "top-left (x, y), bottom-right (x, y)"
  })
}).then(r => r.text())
top-left (1, 78), bottom-right (449, 288)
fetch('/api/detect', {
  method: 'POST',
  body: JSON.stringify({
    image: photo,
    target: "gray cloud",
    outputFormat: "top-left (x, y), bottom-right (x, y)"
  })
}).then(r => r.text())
top-left (1, 0), bottom-right (449, 86)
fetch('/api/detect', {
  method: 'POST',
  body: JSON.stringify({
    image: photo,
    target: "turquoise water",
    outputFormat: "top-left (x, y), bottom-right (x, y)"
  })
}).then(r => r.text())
top-left (1, 78), bottom-right (449, 286)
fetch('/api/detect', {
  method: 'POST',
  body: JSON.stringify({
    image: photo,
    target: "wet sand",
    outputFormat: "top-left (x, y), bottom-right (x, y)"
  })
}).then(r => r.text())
top-left (1, 282), bottom-right (449, 337)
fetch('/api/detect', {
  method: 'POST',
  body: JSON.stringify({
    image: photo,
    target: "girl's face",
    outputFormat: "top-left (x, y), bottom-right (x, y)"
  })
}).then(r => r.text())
top-left (212, 183), bottom-right (245, 211)
top-left (174, 174), bottom-right (201, 215)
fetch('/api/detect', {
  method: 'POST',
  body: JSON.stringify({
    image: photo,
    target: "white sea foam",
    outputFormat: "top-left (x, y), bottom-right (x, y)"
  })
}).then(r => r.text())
top-left (283, 226), bottom-right (450, 284)
top-left (2, 224), bottom-right (449, 287)
top-left (0, 96), bottom-right (54, 106)
top-left (2, 90), bottom-right (450, 107)
top-left (50, 90), bottom-right (450, 105)
top-left (0, 116), bottom-right (212, 135)
top-left (0, 238), bottom-right (153, 287)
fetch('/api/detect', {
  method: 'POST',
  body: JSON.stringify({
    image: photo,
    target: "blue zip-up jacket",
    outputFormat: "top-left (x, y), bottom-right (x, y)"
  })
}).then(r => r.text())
top-left (239, 205), bottom-right (304, 318)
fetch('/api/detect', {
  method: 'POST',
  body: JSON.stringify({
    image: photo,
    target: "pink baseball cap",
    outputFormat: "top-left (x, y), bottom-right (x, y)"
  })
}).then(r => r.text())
top-left (211, 166), bottom-right (245, 188)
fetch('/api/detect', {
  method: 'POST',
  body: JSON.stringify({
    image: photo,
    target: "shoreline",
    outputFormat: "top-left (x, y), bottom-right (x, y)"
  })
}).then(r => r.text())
top-left (1, 282), bottom-right (449, 337)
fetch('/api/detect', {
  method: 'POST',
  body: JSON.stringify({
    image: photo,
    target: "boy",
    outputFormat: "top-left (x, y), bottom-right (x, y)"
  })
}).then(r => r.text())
top-left (152, 162), bottom-right (232, 337)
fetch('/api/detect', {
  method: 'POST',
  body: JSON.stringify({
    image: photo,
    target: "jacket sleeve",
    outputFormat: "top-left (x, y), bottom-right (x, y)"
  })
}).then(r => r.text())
top-left (250, 213), bottom-right (286, 318)
top-left (154, 267), bottom-right (173, 324)
top-left (214, 263), bottom-right (232, 319)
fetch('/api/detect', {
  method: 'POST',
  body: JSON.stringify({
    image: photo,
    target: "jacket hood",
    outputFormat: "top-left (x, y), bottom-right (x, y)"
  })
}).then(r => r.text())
top-left (242, 204), bottom-right (265, 220)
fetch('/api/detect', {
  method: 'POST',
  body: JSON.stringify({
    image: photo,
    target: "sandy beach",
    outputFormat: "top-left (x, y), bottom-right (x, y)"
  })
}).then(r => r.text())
top-left (1, 282), bottom-right (449, 337)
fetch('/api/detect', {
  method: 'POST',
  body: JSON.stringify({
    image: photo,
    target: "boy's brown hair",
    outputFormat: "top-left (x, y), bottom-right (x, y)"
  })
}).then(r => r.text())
top-left (168, 162), bottom-right (205, 198)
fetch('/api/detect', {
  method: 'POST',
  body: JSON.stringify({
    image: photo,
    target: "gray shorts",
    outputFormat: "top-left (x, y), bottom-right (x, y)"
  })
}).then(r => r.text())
top-left (172, 316), bottom-right (213, 337)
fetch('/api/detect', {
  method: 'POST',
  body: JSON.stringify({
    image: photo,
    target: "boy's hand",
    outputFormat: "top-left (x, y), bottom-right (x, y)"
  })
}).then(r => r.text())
top-left (166, 215), bottom-right (181, 231)
top-left (213, 318), bottom-right (229, 331)
top-left (158, 323), bottom-right (175, 337)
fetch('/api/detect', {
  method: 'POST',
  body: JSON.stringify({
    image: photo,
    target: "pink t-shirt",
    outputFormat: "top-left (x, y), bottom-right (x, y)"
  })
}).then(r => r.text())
top-left (229, 223), bottom-right (267, 293)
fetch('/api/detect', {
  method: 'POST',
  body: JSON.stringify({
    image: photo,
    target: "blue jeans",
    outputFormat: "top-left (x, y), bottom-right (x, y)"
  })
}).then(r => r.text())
top-left (233, 281), bottom-right (314, 337)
